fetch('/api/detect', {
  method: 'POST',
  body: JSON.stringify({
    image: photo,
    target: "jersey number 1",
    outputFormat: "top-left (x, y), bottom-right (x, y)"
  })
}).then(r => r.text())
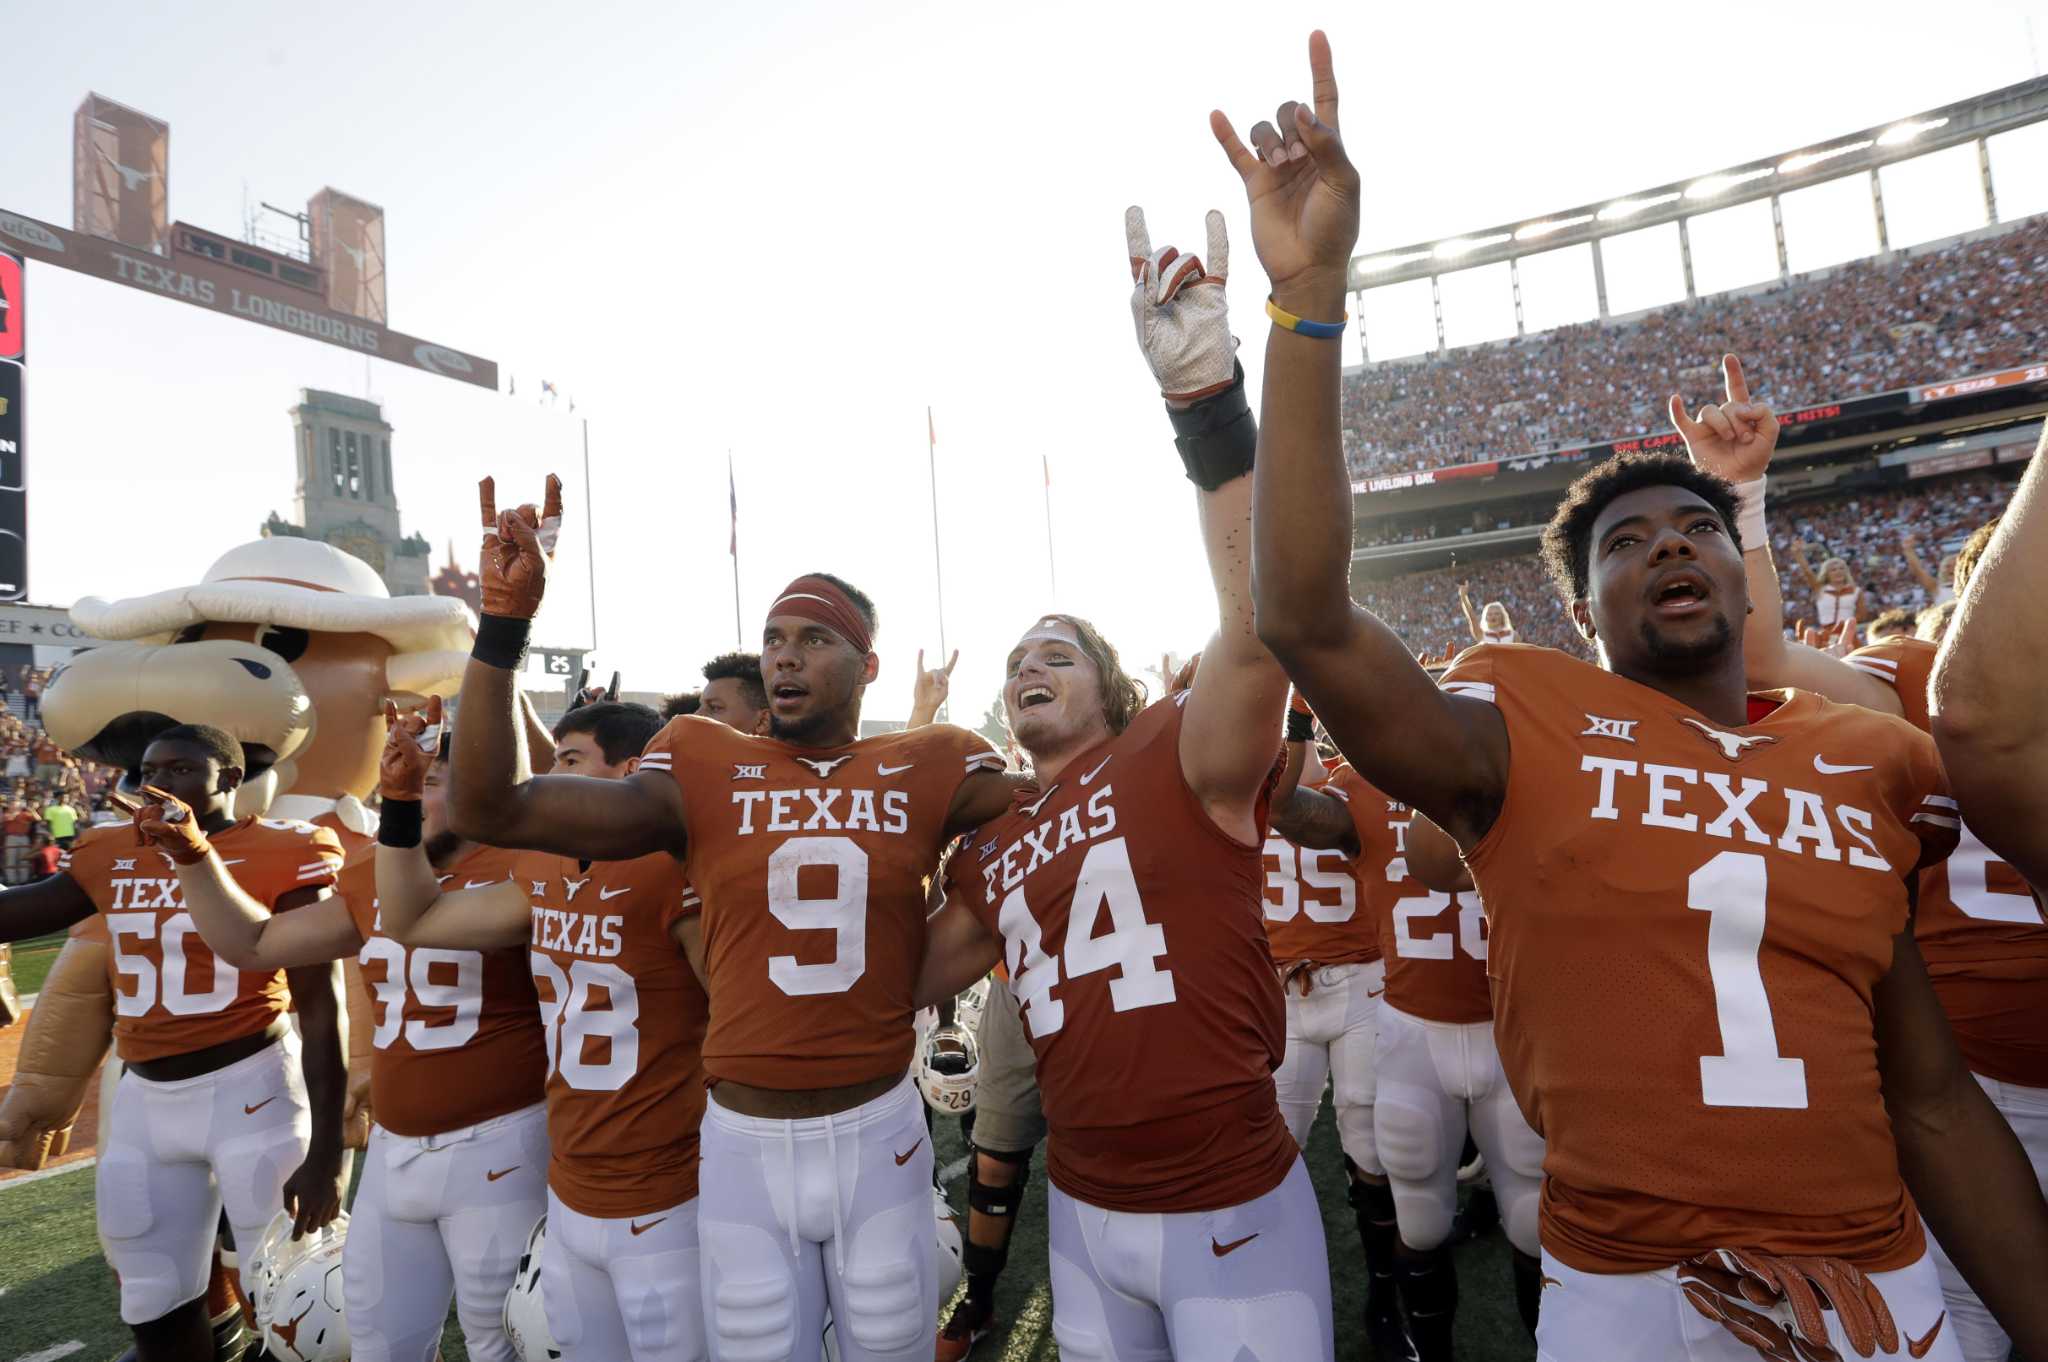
top-left (1689, 851), bottom-right (1807, 1109)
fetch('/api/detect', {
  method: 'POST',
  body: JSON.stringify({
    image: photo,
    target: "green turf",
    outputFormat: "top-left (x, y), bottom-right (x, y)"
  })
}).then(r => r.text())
top-left (10, 929), bottom-right (68, 999)
top-left (0, 1096), bottom-right (1535, 1360)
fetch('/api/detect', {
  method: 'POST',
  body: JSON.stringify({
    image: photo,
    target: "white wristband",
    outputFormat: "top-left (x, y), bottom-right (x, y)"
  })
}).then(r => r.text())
top-left (1730, 476), bottom-right (1768, 551)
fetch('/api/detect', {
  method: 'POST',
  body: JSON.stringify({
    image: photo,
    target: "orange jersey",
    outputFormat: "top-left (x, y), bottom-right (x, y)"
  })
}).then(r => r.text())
top-left (641, 716), bottom-right (1005, 1091)
top-left (949, 695), bottom-right (1295, 1213)
top-left (519, 849), bottom-right (708, 1218)
top-left (1847, 637), bottom-right (2048, 1086)
top-left (337, 846), bottom-right (548, 1138)
top-left (64, 817), bottom-right (344, 1063)
top-left (1260, 818), bottom-right (1378, 966)
top-left (1326, 765), bottom-right (1491, 1025)
top-left (1442, 643), bottom-right (1956, 1273)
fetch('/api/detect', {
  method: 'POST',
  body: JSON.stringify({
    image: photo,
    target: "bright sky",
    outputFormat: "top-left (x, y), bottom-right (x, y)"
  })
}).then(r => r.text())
top-left (7, 0), bottom-right (2048, 725)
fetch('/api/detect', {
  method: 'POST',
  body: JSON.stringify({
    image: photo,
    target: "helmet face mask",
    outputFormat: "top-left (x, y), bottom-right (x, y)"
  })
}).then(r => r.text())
top-left (917, 1023), bottom-right (981, 1114)
top-left (503, 1214), bottom-right (563, 1361)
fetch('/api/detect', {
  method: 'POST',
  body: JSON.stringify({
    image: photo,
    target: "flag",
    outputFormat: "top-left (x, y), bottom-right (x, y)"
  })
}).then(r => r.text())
top-left (727, 453), bottom-right (738, 558)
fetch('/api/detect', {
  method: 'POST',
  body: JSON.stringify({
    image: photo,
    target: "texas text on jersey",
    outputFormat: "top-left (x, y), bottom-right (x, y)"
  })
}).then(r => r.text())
top-left (518, 848), bottom-right (708, 1218)
top-left (1847, 635), bottom-right (2048, 1088)
top-left (639, 714), bottom-right (1003, 1091)
top-left (1441, 643), bottom-right (1958, 1273)
top-left (949, 693), bottom-right (1295, 1213)
top-left (337, 845), bottom-right (548, 1136)
top-left (64, 817), bottom-right (345, 1062)
top-left (1325, 766), bottom-right (1490, 1025)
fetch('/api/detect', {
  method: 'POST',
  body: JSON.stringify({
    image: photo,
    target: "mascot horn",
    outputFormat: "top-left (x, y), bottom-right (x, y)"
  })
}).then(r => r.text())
top-left (0, 537), bottom-right (472, 1168)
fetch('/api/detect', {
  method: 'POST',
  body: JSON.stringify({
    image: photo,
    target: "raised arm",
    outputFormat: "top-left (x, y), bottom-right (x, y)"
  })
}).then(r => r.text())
top-left (907, 649), bottom-right (957, 730)
top-left (449, 475), bottom-right (686, 860)
top-left (1902, 534), bottom-right (1940, 601)
top-left (1214, 33), bottom-right (1506, 845)
top-left (1782, 537), bottom-right (1823, 594)
top-left (1674, 355), bottom-right (1902, 716)
top-left (169, 850), bottom-right (362, 972)
top-left (1457, 582), bottom-right (1483, 644)
top-left (1931, 431), bottom-right (2048, 885)
top-left (1875, 923), bottom-right (2048, 1355)
top-left (1268, 694), bottom-right (1360, 854)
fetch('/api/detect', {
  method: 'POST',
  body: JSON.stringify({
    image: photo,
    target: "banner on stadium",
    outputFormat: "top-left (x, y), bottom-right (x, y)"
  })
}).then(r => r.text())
top-left (1916, 364), bottom-right (2048, 405)
top-left (0, 208), bottom-right (497, 391)
top-left (0, 250), bottom-right (24, 603)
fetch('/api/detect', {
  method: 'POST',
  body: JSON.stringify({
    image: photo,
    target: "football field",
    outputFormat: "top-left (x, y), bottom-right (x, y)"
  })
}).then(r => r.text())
top-left (0, 1075), bottom-right (1532, 1362)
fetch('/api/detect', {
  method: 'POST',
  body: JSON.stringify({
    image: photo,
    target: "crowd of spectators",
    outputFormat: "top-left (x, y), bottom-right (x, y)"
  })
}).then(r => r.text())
top-left (1343, 216), bottom-right (2048, 478)
top-left (0, 666), bottom-right (122, 885)
top-left (1358, 468), bottom-right (2017, 660)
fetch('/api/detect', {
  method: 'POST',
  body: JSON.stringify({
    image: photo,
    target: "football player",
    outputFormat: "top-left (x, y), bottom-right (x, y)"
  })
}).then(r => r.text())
top-left (1273, 714), bottom-right (1544, 1361)
top-left (442, 478), bottom-right (1011, 1362)
top-left (1224, 31), bottom-right (2048, 1361)
top-left (378, 699), bottom-right (710, 1362)
top-left (913, 207), bottom-right (1335, 1360)
top-left (164, 700), bottom-right (550, 1362)
top-left (1262, 698), bottom-right (1409, 1356)
top-left (1680, 364), bottom-right (2048, 1362)
top-left (698, 651), bottom-right (769, 735)
top-left (0, 724), bottom-right (347, 1362)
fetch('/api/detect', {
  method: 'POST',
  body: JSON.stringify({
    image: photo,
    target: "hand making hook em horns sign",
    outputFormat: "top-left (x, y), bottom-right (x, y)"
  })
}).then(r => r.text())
top-left (477, 473), bottom-right (564, 620)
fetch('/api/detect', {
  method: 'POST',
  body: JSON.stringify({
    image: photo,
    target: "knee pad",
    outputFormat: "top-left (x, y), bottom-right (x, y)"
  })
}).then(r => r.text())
top-left (839, 1248), bottom-right (923, 1354)
top-left (704, 1224), bottom-right (798, 1362)
top-left (1334, 1101), bottom-right (1380, 1176)
top-left (1374, 1099), bottom-right (1444, 1185)
top-left (967, 1147), bottom-right (1032, 1219)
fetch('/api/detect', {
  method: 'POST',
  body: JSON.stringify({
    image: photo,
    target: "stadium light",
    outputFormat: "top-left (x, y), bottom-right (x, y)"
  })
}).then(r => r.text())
top-left (1779, 139), bottom-right (1874, 174)
top-left (1684, 167), bottom-right (1775, 200)
top-left (1513, 214), bottom-right (1594, 241)
top-left (1877, 116), bottom-right (1950, 146)
top-left (1433, 232), bottom-right (1513, 260)
top-left (1596, 192), bottom-right (1681, 222)
top-left (1355, 248), bottom-right (1435, 275)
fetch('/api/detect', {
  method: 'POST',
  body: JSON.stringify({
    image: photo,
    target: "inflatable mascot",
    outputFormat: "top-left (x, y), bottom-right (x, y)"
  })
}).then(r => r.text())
top-left (0, 536), bottom-right (472, 1168)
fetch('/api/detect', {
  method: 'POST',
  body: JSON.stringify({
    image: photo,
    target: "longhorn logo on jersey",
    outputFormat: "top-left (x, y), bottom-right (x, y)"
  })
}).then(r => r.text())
top-left (1679, 717), bottom-right (1779, 762)
top-left (796, 755), bottom-right (854, 779)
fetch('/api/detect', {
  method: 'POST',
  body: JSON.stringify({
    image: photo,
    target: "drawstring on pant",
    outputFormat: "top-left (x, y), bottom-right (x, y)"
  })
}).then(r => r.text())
top-left (825, 1108), bottom-right (847, 1279)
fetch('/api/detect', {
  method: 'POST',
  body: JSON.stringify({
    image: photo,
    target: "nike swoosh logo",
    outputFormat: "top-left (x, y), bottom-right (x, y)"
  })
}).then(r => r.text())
top-left (1079, 755), bottom-right (1113, 785)
top-left (894, 1137), bottom-right (925, 1166)
top-left (1540, 1275), bottom-right (1563, 1291)
top-left (1907, 1312), bottom-right (1946, 1358)
top-left (464, 880), bottom-right (497, 889)
top-left (1813, 755), bottom-right (1875, 774)
top-left (1367, 986), bottom-right (1385, 998)
top-left (486, 1166), bottom-right (521, 1182)
top-left (243, 1097), bottom-right (276, 1115)
top-left (599, 886), bottom-right (631, 900)
top-left (877, 762), bottom-right (915, 776)
top-left (1211, 1232), bottom-right (1259, 1257)
top-left (629, 1217), bottom-right (666, 1236)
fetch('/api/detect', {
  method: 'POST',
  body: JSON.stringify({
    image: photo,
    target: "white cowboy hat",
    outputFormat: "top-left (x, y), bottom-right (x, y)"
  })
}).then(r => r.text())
top-left (70, 538), bottom-right (475, 695)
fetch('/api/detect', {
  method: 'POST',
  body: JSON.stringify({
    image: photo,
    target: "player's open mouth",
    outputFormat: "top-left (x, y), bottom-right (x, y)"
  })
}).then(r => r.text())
top-left (771, 682), bottom-right (808, 706)
top-left (1650, 571), bottom-right (1710, 615)
top-left (1018, 686), bottom-right (1055, 710)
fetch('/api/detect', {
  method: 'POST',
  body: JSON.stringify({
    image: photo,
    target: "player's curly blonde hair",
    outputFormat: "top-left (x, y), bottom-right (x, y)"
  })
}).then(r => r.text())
top-left (1036, 614), bottom-right (1149, 736)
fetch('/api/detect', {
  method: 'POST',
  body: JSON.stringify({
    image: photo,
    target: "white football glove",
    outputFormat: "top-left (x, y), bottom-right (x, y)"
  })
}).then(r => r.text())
top-left (1127, 206), bottom-right (1237, 402)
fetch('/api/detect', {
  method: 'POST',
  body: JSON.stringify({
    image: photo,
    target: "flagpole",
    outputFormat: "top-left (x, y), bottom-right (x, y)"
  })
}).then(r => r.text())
top-left (728, 450), bottom-right (743, 648)
top-left (581, 417), bottom-right (598, 654)
top-left (1042, 454), bottom-right (1057, 602)
top-left (927, 407), bottom-right (948, 661)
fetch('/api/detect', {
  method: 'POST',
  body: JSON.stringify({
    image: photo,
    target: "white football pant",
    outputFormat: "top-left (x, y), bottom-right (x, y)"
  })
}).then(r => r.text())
top-left (1272, 959), bottom-right (1383, 1174)
top-left (698, 1071), bottom-right (935, 1362)
top-left (343, 1102), bottom-right (550, 1362)
top-left (1926, 1072), bottom-right (2048, 1362)
top-left (1373, 1003), bottom-right (1543, 1255)
top-left (1045, 1155), bottom-right (1334, 1362)
top-left (543, 1188), bottom-right (706, 1362)
top-left (1536, 1247), bottom-right (1961, 1362)
top-left (95, 1032), bottom-right (311, 1324)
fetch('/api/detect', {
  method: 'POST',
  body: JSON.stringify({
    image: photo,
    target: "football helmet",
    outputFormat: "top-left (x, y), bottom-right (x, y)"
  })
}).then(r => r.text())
top-left (954, 975), bottom-right (991, 1038)
top-left (244, 1209), bottom-right (298, 1322)
top-left (504, 1214), bottom-right (563, 1361)
top-left (917, 1023), bottom-right (980, 1114)
top-left (255, 1211), bottom-right (350, 1362)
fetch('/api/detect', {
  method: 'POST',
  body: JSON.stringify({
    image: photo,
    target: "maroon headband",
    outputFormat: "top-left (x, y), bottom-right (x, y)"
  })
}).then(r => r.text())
top-left (768, 575), bottom-right (873, 654)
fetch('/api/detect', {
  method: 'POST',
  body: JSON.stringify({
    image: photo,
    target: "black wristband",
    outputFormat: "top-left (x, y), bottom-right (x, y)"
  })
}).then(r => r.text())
top-left (378, 798), bottom-right (423, 848)
top-left (1165, 361), bottom-right (1256, 492)
top-left (1286, 708), bottom-right (1316, 743)
top-left (472, 613), bottom-right (532, 670)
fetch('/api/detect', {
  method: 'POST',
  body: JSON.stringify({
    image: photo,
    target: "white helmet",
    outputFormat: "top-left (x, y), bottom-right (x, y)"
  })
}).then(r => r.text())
top-left (934, 1184), bottom-right (964, 1303)
top-left (504, 1214), bottom-right (563, 1361)
top-left (954, 975), bottom-right (991, 1038)
top-left (917, 1023), bottom-right (980, 1114)
top-left (256, 1211), bottom-right (350, 1362)
top-left (823, 1190), bottom-right (963, 1360)
top-left (243, 1208), bottom-right (298, 1322)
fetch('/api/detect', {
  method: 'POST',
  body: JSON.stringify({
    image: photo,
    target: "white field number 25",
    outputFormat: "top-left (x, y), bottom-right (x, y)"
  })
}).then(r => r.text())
top-left (998, 837), bottom-right (1175, 1038)
top-left (358, 936), bottom-right (482, 1051)
top-left (1689, 850), bottom-right (1807, 1109)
